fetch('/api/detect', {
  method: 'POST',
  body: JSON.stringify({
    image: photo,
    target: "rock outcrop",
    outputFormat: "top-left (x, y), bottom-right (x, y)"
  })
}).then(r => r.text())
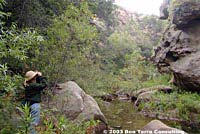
top-left (133, 85), bottom-right (172, 106)
top-left (171, 1), bottom-right (200, 28)
top-left (160, 0), bottom-right (170, 19)
top-left (48, 81), bottom-right (107, 125)
top-left (133, 85), bottom-right (172, 97)
top-left (154, 0), bottom-right (200, 92)
top-left (134, 90), bottom-right (157, 107)
top-left (142, 120), bottom-right (187, 134)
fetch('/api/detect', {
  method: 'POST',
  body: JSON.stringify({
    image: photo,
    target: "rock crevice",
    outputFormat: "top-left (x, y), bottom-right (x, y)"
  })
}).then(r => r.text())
top-left (154, 0), bottom-right (200, 91)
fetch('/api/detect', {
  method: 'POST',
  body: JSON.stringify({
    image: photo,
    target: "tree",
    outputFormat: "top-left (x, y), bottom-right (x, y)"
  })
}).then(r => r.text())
top-left (32, 2), bottom-right (99, 84)
top-left (4, 0), bottom-right (70, 28)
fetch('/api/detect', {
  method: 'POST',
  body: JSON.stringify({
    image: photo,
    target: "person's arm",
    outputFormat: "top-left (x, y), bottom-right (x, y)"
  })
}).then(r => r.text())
top-left (27, 76), bottom-right (48, 92)
top-left (36, 76), bottom-right (48, 86)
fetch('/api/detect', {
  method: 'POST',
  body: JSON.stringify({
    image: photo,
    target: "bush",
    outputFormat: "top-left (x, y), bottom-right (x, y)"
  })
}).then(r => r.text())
top-left (139, 90), bottom-right (200, 121)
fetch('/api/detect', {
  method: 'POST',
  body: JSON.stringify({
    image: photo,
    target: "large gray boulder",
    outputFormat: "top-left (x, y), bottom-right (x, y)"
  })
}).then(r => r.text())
top-left (142, 120), bottom-right (187, 134)
top-left (154, 0), bottom-right (200, 92)
top-left (49, 81), bottom-right (107, 124)
top-left (171, 1), bottom-right (200, 28)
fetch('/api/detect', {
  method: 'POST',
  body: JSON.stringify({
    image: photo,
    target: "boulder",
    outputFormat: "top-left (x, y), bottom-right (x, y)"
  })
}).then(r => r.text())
top-left (134, 90), bottom-right (157, 107)
top-left (48, 81), bottom-right (107, 125)
top-left (142, 120), bottom-right (187, 134)
top-left (100, 93), bottom-right (130, 102)
top-left (100, 93), bottom-right (118, 102)
top-left (171, 1), bottom-right (200, 28)
top-left (154, 0), bottom-right (200, 92)
top-left (133, 86), bottom-right (172, 105)
top-left (133, 85), bottom-right (172, 97)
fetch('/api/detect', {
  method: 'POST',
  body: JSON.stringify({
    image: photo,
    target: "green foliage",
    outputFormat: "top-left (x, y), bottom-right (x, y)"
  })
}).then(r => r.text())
top-left (91, 14), bottom-right (169, 93)
top-left (4, 0), bottom-right (117, 28)
top-left (16, 104), bottom-right (32, 134)
top-left (118, 52), bottom-right (171, 92)
top-left (3, 103), bottom-right (97, 134)
top-left (139, 90), bottom-right (200, 122)
top-left (0, 25), bottom-right (43, 93)
top-left (0, 97), bottom-right (17, 134)
top-left (0, 0), bottom-right (185, 133)
top-left (15, 104), bottom-right (95, 134)
top-left (39, 109), bottom-right (97, 134)
top-left (138, 15), bottom-right (167, 47)
top-left (0, 64), bottom-right (23, 94)
top-left (87, 0), bottom-right (117, 27)
top-left (104, 31), bottom-right (138, 72)
top-left (0, 2), bottom-right (44, 133)
top-left (0, 0), bottom-right (6, 15)
top-left (1, 26), bottom-right (43, 60)
top-left (4, 0), bottom-right (71, 28)
top-left (0, 0), bottom-right (8, 26)
top-left (0, 0), bottom-right (5, 7)
top-left (0, 28), bottom-right (41, 134)
top-left (33, 2), bottom-right (99, 84)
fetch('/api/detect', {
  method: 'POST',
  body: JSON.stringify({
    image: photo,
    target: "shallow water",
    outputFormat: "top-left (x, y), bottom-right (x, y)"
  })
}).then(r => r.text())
top-left (99, 100), bottom-right (200, 133)
top-left (100, 100), bottom-right (152, 130)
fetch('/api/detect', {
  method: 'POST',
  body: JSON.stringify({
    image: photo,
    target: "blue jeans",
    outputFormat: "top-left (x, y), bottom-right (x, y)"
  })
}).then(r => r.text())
top-left (29, 103), bottom-right (40, 134)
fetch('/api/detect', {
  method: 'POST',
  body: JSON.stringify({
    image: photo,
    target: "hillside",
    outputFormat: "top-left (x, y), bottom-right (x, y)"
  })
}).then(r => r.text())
top-left (0, 0), bottom-right (200, 133)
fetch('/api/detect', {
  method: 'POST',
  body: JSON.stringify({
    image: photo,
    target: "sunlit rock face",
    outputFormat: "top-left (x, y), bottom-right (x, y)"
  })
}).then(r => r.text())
top-left (115, 7), bottom-right (134, 26)
top-left (154, 0), bottom-right (200, 92)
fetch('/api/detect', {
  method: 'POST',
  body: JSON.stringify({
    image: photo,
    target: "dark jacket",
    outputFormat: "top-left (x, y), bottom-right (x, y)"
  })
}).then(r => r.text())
top-left (25, 76), bottom-right (48, 105)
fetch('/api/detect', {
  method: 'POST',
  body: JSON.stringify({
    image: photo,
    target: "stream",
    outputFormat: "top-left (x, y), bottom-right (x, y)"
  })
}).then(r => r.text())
top-left (98, 100), bottom-right (200, 133)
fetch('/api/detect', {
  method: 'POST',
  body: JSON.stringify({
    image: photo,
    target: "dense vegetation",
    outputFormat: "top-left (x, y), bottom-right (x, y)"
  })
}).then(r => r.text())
top-left (1, 0), bottom-right (198, 133)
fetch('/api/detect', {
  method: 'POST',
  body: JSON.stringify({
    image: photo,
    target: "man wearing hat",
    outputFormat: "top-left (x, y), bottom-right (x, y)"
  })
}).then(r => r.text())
top-left (24, 70), bottom-right (48, 134)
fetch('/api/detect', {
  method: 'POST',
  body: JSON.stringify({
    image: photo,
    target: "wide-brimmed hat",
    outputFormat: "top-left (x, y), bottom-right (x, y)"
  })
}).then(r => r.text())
top-left (24, 71), bottom-right (39, 86)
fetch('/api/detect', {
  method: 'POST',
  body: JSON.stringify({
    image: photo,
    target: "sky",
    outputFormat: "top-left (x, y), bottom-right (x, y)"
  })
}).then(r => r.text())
top-left (114, 0), bottom-right (163, 16)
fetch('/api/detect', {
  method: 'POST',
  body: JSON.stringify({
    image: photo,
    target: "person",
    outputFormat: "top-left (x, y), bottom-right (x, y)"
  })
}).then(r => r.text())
top-left (23, 70), bottom-right (48, 134)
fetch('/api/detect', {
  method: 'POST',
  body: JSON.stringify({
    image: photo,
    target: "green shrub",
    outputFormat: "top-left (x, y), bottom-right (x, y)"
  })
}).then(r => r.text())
top-left (139, 90), bottom-right (200, 121)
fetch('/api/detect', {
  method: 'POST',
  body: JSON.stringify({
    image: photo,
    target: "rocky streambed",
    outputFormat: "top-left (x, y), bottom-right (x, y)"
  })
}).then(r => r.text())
top-left (45, 81), bottom-right (198, 133)
top-left (98, 91), bottom-right (200, 133)
top-left (97, 0), bottom-right (200, 132)
top-left (99, 100), bottom-right (152, 130)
